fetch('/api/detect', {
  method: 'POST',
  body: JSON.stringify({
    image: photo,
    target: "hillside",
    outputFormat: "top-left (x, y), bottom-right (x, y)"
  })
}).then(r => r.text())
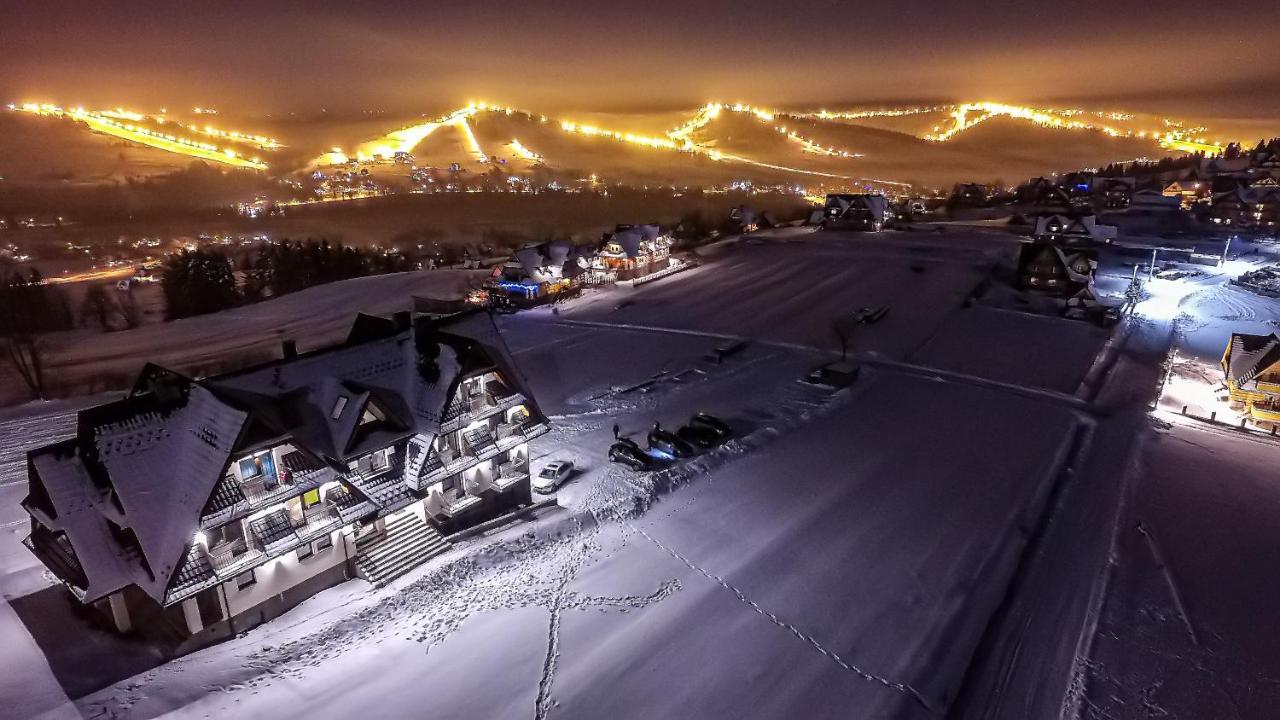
top-left (4, 99), bottom-right (1276, 200)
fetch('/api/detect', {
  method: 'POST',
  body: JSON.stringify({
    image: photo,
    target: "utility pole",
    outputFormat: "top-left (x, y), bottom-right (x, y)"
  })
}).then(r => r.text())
top-left (1221, 235), bottom-right (1232, 268)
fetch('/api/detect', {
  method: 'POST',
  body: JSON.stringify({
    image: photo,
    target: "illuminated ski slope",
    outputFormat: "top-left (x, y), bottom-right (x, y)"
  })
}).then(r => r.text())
top-left (9, 103), bottom-right (274, 169)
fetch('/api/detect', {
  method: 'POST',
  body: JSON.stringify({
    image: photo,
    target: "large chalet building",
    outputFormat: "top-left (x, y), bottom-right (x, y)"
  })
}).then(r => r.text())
top-left (22, 310), bottom-right (548, 652)
top-left (1209, 178), bottom-right (1280, 230)
top-left (1222, 332), bottom-right (1280, 423)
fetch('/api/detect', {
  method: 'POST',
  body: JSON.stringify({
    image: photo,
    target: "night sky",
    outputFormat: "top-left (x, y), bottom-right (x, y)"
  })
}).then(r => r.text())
top-left (3, 1), bottom-right (1278, 117)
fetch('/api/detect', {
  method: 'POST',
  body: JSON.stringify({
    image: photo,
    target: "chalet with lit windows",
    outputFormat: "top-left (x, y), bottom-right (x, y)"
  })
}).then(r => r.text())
top-left (485, 239), bottom-right (587, 306)
top-left (1162, 179), bottom-right (1210, 208)
top-left (1016, 240), bottom-right (1098, 297)
top-left (823, 193), bottom-right (890, 231)
top-left (1101, 178), bottom-right (1135, 208)
top-left (21, 310), bottom-right (548, 653)
top-left (1222, 332), bottom-right (1280, 423)
top-left (1032, 213), bottom-right (1117, 244)
top-left (1209, 182), bottom-right (1280, 230)
top-left (949, 183), bottom-right (992, 207)
top-left (594, 224), bottom-right (673, 281)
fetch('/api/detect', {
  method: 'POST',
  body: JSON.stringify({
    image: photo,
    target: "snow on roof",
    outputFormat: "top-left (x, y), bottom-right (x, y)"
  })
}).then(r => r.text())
top-left (30, 448), bottom-right (137, 602)
top-left (94, 385), bottom-right (248, 601)
top-left (612, 228), bottom-right (644, 258)
top-left (209, 330), bottom-right (461, 461)
top-left (25, 310), bottom-right (532, 606)
top-left (1223, 332), bottom-right (1280, 389)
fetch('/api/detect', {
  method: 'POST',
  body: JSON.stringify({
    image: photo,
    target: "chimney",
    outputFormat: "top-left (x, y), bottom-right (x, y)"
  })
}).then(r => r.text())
top-left (281, 339), bottom-right (297, 359)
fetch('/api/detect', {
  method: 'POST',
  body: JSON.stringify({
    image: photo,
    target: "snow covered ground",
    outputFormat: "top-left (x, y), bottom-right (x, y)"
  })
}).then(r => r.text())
top-left (1080, 416), bottom-right (1280, 717)
top-left (3, 227), bottom-right (1279, 719)
top-left (0, 269), bottom-right (487, 405)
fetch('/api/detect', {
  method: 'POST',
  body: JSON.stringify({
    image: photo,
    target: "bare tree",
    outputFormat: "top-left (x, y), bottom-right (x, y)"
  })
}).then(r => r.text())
top-left (0, 268), bottom-right (72, 399)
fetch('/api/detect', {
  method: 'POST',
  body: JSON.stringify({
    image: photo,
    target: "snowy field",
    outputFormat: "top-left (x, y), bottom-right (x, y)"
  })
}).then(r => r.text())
top-left (1081, 417), bottom-right (1280, 717)
top-left (0, 269), bottom-right (487, 405)
top-left (3, 228), bottom-right (1280, 719)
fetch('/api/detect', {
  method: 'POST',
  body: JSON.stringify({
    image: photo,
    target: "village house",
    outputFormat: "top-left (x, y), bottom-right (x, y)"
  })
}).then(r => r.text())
top-left (822, 193), bottom-right (891, 231)
top-left (1015, 240), bottom-right (1098, 297)
top-left (1130, 188), bottom-right (1183, 212)
top-left (1222, 332), bottom-right (1280, 423)
top-left (1209, 181), bottom-right (1280, 229)
top-left (1162, 179), bottom-right (1212, 208)
top-left (1032, 213), bottom-right (1118, 244)
top-left (485, 239), bottom-right (588, 306)
top-left (949, 182), bottom-right (992, 208)
top-left (594, 224), bottom-right (674, 281)
top-left (1101, 178), bottom-right (1135, 208)
top-left (21, 310), bottom-right (548, 653)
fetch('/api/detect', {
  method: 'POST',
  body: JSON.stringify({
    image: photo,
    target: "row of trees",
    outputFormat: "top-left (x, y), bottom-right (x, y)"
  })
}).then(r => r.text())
top-left (1098, 137), bottom-right (1280, 178)
top-left (162, 239), bottom-right (415, 320)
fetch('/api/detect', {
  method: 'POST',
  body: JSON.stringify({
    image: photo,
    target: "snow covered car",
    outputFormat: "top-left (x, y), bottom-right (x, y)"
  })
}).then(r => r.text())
top-left (532, 460), bottom-right (575, 494)
top-left (608, 439), bottom-right (653, 471)
top-left (689, 413), bottom-right (731, 439)
top-left (676, 423), bottom-right (721, 449)
top-left (648, 428), bottom-right (697, 458)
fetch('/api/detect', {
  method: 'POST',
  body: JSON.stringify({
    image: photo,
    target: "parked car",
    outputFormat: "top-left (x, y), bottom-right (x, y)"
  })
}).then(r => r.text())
top-left (689, 413), bottom-right (731, 439)
top-left (676, 422), bottom-right (721, 449)
top-left (532, 460), bottom-right (575, 494)
top-left (648, 427), bottom-right (697, 458)
top-left (608, 439), bottom-right (653, 471)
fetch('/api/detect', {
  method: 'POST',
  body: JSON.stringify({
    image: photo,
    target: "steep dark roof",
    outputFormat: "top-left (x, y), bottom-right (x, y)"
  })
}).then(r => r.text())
top-left (24, 309), bottom-right (521, 607)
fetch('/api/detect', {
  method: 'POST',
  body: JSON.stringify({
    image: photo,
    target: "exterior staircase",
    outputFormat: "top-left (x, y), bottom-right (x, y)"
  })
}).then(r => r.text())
top-left (354, 512), bottom-right (449, 587)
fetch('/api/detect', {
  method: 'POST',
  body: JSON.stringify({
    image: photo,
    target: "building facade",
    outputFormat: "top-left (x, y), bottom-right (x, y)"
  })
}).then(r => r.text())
top-left (22, 310), bottom-right (548, 653)
top-left (1222, 332), bottom-right (1280, 423)
top-left (594, 224), bottom-right (673, 281)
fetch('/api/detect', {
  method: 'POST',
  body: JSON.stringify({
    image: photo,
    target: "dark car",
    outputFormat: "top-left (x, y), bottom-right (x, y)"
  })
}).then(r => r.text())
top-left (608, 439), bottom-right (652, 471)
top-left (689, 413), bottom-right (731, 439)
top-left (648, 428), bottom-right (698, 458)
top-left (676, 423), bottom-right (721, 449)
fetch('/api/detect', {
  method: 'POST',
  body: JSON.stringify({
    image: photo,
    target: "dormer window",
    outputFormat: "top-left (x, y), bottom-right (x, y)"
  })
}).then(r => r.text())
top-left (360, 402), bottom-right (387, 426)
top-left (331, 396), bottom-right (349, 420)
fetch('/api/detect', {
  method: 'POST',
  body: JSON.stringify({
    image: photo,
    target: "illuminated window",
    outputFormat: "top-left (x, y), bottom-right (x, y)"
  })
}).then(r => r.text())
top-left (302, 488), bottom-right (321, 507)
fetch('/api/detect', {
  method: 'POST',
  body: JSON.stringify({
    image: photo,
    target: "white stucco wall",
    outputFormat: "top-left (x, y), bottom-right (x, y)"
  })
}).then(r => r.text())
top-left (223, 528), bottom-right (354, 618)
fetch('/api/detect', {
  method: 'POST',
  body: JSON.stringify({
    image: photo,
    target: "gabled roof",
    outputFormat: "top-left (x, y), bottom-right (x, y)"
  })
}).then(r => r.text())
top-left (23, 310), bottom-right (515, 607)
top-left (1223, 332), bottom-right (1280, 389)
top-left (208, 329), bottom-right (460, 464)
top-left (28, 384), bottom-right (248, 604)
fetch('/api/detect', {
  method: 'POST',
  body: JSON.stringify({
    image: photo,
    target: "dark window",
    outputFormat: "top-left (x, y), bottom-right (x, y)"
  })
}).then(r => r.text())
top-left (235, 569), bottom-right (256, 590)
top-left (315, 534), bottom-right (333, 552)
top-left (297, 543), bottom-right (313, 561)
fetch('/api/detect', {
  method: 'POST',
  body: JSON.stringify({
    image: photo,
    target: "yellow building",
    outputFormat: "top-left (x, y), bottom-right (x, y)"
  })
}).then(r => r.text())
top-left (1221, 332), bottom-right (1280, 422)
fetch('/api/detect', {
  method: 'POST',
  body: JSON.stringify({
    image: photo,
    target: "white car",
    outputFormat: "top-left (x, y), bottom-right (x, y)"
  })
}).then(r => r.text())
top-left (532, 460), bottom-right (574, 494)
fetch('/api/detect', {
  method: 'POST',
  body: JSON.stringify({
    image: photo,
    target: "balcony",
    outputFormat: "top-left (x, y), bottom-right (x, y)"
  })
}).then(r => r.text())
top-left (294, 501), bottom-right (342, 544)
top-left (425, 487), bottom-right (483, 519)
top-left (495, 418), bottom-right (528, 452)
top-left (201, 451), bottom-right (334, 529)
top-left (207, 537), bottom-right (264, 578)
top-left (492, 462), bottom-right (529, 492)
top-left (440, 383), bottom-right (526, 433)
top-left (419, 445), bottom-right (478, 485)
